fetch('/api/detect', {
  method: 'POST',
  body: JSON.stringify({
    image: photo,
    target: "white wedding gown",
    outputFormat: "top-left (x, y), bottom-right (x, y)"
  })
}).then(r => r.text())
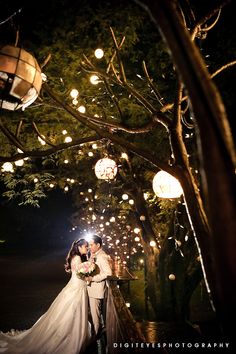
top-left (0, 256), bottom-right (91, 354)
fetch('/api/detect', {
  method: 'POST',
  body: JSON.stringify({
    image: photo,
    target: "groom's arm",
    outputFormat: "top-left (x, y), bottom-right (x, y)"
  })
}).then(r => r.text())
top-left (91, 254), bottom-right (112, 282)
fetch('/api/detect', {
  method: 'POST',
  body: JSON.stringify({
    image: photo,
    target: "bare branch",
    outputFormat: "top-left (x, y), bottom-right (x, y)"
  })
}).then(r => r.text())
top-left (15, 119), bottom-right (23, 138)
top-left (15, 29), bottom-right (19, 47)
top-left (0, 119), bottom-right (25, 151)
top-left (32, 121), bottom-right (56, 147)
top-left (41, 53), bottom-right (52, 69)
top-left (201, 9), bottom-right (221, 32)
top-left (42, 83), bottom-right (170, 172)
top-left (142, 61), bottom-right (164, 106)
top-left (191, 1), bottom-right (230, 40)
top-left (109, 27), bottom-right (127, 83)
top-left (0, 134), bottom-right (101, 163)
top-left (211, 60), bottom-right (236, 79)
top-left (106, 36), bottom-right (126, 74)
top-left (103, 78), bottom-right (124, 121)
top-left (172, 80), bottom-right (183, 130)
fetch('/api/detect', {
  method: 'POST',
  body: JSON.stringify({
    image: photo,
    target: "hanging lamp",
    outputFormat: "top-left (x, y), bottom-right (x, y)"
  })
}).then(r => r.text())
top-left (0, 45), bottom-right (42, 110)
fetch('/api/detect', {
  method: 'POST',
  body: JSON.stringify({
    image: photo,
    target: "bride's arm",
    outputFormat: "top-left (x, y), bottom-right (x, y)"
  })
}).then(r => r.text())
top-left (71, 255), bottom-right (82, 272)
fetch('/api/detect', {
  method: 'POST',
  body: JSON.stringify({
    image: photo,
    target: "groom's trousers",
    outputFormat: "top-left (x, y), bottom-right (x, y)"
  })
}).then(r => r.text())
top-left (89, 297), bottom-right (103, 335)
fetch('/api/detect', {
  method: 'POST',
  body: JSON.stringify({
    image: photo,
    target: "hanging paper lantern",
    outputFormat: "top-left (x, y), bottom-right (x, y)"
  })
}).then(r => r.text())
top-left (152, 171), bottom-right (183, 198)
top-left (0, 45), bottom-right (42, 110)
top-left (94, 158), bottom-right (118, 180)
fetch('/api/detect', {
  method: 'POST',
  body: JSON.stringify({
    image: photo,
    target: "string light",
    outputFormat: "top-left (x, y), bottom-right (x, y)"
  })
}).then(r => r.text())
top-left (1, 162), bottom-right (14, 172)
top-left (90, 75), bottom-right (99, 85)
top-left (38, 136), bottom-right (46, 145)
top-left (70, 89), bottom-right (79, 98)
top-left (15, 159), bottom-right (24, 166)
top-left (169, 274), bottom-right (176, 280)
top-left (78, 105), bottom-right (86, 113)
top-left (94, 48), bottom-right (104, 59)
top-left (64, 136), bottom-right (72, 143)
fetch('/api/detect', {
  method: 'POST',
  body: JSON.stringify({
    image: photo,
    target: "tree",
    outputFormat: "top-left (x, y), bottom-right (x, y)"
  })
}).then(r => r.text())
top-left (0, 0), bottom-right (235, 337)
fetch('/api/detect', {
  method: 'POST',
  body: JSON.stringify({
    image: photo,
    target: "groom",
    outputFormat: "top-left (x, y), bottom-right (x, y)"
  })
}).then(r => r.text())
top-left (86, 235), bottom-right (112, 336)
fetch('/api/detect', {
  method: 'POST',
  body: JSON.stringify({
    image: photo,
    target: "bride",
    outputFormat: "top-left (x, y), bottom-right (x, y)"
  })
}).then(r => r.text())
top-left (0, 239), bottom-right (91, 354)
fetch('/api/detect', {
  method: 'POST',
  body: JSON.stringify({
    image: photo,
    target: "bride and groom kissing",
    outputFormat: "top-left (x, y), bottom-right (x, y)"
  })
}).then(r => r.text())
top-left (0, 235), bottom-right (112, 354)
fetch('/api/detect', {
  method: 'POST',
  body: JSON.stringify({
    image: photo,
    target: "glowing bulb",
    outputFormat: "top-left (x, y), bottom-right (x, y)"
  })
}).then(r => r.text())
top-left (78, 105), bottom-right (86, 113)
top-left (122, 194), bottom-right (129, 200)
top-left (72, 98), bottom-right (78, 105)
top-left (153, 171), bottom-right (183, 199)
top-left (64, 136), bottom-right (72, 143)
top-left (150, 240), bottom-right (156, 247)
top-left (15, 159), bottom-right (24, 166)
top-left (94, 48), bottom-right (104, 59)
top-left (70, 89), bottom-right (79, 99)
top-left (121, 152), bottom-right (128, 160)
top-left (62, 130), bottom-right (67, 135)
top-left (2, 162), bottom-right (14, 172)
top-left (38, 136), bottom-right (46, 145)
top-left (90, 75), bottom-right (99, 85)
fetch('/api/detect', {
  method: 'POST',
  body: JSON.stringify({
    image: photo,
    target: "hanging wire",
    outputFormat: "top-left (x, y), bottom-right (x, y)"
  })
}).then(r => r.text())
top-left (0, 8), bottom-right (22, 26)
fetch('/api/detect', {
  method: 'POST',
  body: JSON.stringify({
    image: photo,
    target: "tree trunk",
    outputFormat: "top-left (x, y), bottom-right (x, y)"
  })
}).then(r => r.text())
top-left (144, 0), bottom-right (236, 339)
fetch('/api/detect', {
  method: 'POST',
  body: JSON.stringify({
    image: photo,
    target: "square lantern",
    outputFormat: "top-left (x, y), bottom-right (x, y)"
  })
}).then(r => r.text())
top-left (0, 45), bottom-right (42, 110)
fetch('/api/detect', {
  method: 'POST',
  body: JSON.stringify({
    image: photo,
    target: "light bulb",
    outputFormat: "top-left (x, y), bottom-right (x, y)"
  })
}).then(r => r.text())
top-left (94, 48), bottom-right (104, 59)
top-left (78, 105), bottom-right (86, 113)
top-left (90, 75), bottom-right (99, 85)
top-left (70, 89), bottom-right (79, 99)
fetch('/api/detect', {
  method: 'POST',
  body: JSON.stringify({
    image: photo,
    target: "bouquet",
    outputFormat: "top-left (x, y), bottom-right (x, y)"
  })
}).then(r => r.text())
top-left (76, 261), bottom-right (96, 284)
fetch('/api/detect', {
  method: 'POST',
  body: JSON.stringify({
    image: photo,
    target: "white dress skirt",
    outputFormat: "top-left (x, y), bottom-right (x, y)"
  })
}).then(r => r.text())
top-left (0, 256), bottom-right (91, 354)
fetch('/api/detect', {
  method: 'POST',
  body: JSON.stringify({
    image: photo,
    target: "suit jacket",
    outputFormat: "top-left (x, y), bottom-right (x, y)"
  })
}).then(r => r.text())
top-left (87, 249), bottom-right (112, 299)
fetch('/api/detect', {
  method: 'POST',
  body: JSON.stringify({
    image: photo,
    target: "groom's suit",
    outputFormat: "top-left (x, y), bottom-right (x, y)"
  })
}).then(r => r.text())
top-left (87, 248), bottom-right (112, 334)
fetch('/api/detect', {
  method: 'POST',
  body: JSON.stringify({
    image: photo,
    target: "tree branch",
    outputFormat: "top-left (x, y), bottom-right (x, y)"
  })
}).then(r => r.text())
top-left (0, 118), bottom-right (25, 151)
top-left (0, 134), bottom-right (101, 163)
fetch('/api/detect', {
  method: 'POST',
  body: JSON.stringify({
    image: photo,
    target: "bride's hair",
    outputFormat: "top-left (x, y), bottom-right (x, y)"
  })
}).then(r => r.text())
top-left (64, 238), bottom-right (88, 273)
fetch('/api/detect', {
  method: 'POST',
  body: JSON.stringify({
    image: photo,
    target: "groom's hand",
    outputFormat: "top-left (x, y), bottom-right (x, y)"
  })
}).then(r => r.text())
top-left (85, 276), bottom-right (92, 282)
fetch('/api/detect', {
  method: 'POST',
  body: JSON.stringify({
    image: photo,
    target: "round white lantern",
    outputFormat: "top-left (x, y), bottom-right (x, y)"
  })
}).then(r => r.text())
top-left (169, 274), bottom-right (176, 281)
top-left (94, 158), bottom-right (118, 180)
top-left (0, 45), bottom-right (42, 110)
top-left (152, 171), bottom-right (183, 199)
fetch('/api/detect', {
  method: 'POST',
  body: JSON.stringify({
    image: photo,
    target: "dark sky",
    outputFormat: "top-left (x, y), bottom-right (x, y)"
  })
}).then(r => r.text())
top-left (0, 187), bottom-right (76, 252)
